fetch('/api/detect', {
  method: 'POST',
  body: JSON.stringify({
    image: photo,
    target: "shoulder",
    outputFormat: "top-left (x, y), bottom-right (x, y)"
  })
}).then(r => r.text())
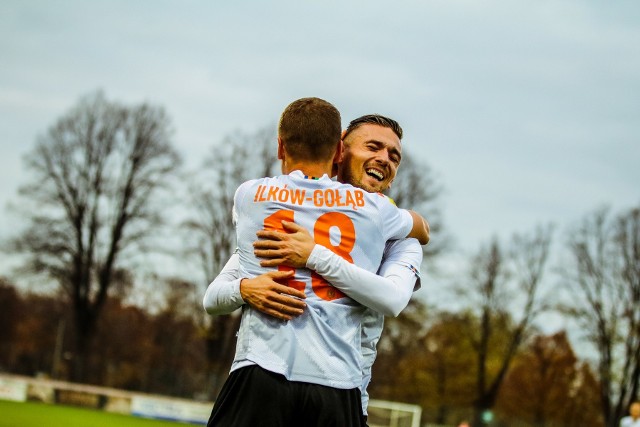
top-left (237, 177), bottom-right (262, 189)
top-left (356, 189), bottom-right (400, 211)
top-left (234, 177), bottom-right (272, 206)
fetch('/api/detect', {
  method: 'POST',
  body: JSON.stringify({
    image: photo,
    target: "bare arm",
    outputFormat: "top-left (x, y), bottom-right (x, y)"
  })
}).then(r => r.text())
top-left (407, 210), bottom-right (430, 245)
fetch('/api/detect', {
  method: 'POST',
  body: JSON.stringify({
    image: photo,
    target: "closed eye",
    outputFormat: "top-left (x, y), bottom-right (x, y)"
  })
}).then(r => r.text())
top-left (366, 142), bottom-right (382, 151)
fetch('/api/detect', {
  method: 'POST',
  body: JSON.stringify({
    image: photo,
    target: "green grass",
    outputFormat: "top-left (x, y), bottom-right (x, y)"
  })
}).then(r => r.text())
top-left (0, 399), bottom-right (201, 427)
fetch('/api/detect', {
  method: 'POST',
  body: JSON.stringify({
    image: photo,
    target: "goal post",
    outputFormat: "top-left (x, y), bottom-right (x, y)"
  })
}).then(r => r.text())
top-left (367, 399), bottom-right (422, 427)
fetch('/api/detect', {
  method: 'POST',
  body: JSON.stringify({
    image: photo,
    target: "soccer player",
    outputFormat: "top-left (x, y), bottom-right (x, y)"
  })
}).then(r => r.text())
top-left (204, 112), bottom-right (425, 425)
top-left (205, 98), bottom-right (428, 427)
top-left (621, 402), bottom-right (640, 427)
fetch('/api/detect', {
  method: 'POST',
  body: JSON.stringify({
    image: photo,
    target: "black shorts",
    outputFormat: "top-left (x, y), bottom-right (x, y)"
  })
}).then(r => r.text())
top-left (207, 365), bottom-right (365, 427)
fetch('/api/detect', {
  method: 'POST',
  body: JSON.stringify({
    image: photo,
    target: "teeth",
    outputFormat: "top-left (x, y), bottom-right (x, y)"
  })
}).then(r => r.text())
top-left (366, 169), bottom-right (384, 181)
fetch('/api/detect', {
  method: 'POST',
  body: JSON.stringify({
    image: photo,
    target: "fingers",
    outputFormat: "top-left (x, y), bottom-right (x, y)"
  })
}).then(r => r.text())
top-left (262, 271), bottom-right (306, 300)
top-left (269, 282), bottom-right (306, 300)
top-left (267, 302), bottom-right (303, 321)
top-left (240, 272), bottom-right (308, 321)
top-left (272, 294), bottom-right (306, 310)
top-left (281, 220), bottom-right (304, 233)
top-left (259, 258), bottom-right (287, 268)
top-left (266, 270), bottom-right (295, 280)
top-left (265, 293), bottom-right (306, 321)
top-left (253, 242), bottom-right (289, 261)
top-left (255, 230), bottom-right (284, 242)
top-left (253, 249), bottom-right (285, 267)
top-left (255, 247), bottom-right (286, 261)
top-left (271, 296), bottom-right (307, 316)
top-left (259, 257), bottom-right (284, 267)
top-left (253, 240), bottom-right (280, 250)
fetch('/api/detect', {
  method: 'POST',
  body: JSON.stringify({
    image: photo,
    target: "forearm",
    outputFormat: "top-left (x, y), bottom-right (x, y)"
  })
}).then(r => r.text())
top-left (306, 246), bottom-right (414, 317)
top-left (407, 210), bottom-right (430, 245)
top-left (203, 254), bottom-right (245, 315)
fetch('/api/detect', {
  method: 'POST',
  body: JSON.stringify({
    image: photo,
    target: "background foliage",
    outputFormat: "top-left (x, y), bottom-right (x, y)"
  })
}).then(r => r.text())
top-left (2, 92), bottom-right (638, 427)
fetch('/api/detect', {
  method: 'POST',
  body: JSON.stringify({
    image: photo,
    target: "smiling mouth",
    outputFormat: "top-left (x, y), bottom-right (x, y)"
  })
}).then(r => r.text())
top-left (366, 168), bottom-right (384, 181)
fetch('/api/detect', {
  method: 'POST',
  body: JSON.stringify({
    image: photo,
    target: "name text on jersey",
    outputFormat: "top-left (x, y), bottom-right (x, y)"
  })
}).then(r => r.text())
top-left (253, 185), bottom-right (365, 210)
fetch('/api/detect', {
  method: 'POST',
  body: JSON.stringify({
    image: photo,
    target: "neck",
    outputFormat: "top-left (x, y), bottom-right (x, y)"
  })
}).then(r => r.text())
top-left (283, 160), bottom-right (333, 177)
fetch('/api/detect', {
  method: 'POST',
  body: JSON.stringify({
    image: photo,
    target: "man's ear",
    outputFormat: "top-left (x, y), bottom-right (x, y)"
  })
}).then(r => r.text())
top-left (333, 139), bottom-right (344, 164)
top-left (341, 129), bottom-right (347, 140)
top-left (277, 137), bottom-right (284, 160)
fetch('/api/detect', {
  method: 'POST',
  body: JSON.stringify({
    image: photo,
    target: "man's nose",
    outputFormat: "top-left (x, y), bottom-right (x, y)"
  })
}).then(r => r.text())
top-left (374, 151), bottom-right (390, 165)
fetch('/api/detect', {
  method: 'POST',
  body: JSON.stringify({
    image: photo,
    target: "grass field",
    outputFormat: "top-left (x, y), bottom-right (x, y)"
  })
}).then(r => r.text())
top-left (0, 400), bottom-right (202, 427)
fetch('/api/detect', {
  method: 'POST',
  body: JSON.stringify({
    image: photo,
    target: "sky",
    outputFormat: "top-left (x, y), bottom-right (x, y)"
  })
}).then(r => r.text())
top-left (1, 1), bottom-right (639, 316)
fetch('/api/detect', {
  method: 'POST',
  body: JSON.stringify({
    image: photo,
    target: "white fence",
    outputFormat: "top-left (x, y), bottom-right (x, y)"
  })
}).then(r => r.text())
top-left (0, 373), bottom-right (211, 424)
top-left (0, 373), bottom-right (425, 426)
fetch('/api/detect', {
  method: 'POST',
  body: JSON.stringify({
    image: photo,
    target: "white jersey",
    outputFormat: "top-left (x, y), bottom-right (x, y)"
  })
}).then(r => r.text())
top-left (231, 170), bottom-right (414, 388)
top-left (359, 238), bottom-right (422, 413)
top-left (202, 237), bottom-right (423, 414)
top-left (621, 416), bottom-right (640, 427)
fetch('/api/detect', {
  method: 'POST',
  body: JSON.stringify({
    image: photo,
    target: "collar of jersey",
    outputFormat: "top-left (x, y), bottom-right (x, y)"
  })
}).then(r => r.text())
top-left (289, 170), bottom-right (332, 182)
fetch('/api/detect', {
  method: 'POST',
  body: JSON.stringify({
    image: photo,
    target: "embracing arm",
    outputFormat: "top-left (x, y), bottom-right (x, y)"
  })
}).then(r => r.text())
top-left (407, 210), bottom-right (430, 245)
top-left (307, 239), bottom-right (422, 317)
top-left (255, 221), bottom-right (423, 317)
top-left (203, 253), bottom-right (245, 316)
top-left (203, 252), bottom-right (306, 320)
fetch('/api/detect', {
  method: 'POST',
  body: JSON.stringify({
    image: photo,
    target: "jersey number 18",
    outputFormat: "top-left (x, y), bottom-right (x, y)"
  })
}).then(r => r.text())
top-left (264, 209), bottom-right (356, 301)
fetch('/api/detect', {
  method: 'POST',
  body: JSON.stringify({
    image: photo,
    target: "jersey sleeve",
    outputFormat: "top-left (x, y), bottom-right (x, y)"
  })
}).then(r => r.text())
top-left (203, 252), bottom-right (245, 315)
top-left (306, 238), bottom-right (423, 317)
top-left (377, 196), bottom-right (414, 241)
top-left (358, 240), bottom-right (423, 415)
top-left (232, 180), bottom-right (255, 226)
top-left (377, 238), bottom-right (423, 292)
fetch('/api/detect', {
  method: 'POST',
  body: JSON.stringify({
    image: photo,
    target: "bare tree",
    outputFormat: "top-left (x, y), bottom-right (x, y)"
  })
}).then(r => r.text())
top-left (453, 225), bottom-right (553, 427)
top-left (560, 205), bottom-right (640, 427)
top-left (8, 91), bottom-right (181, 381)
top-left (182, 126), bottom-right (279, 398)
top-left (183, 126), bottom-right (278, 283)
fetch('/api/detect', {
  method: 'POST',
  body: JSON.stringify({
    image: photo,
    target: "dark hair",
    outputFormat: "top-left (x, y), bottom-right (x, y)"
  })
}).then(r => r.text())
top-left (343, 114), bottom-right (403, 141)
top-left (278, 97), bottom-right (341, 162)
